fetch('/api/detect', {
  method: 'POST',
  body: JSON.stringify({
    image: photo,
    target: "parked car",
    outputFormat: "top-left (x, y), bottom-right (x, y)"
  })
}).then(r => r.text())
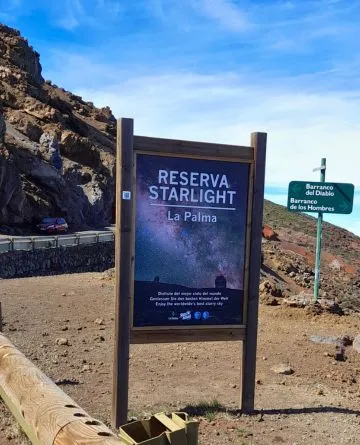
top-left (37, 217), bottom-right (68, 234)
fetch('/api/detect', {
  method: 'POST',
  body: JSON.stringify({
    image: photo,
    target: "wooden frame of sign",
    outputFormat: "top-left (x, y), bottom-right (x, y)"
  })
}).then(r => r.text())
top-left (112, 118), bottom-right (267, 428)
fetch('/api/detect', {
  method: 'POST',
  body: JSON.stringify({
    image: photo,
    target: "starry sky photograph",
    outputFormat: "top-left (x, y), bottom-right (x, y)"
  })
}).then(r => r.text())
top-left (134, 154), bottom-right (250, 290)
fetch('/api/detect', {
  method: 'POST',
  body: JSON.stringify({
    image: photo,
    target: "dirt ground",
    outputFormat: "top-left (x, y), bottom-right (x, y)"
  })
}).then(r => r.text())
top-left (0, 272), bottom-right (359, 445)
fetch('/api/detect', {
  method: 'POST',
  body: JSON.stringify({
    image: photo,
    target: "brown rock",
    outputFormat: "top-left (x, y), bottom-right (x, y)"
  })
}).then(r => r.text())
top-left (335, 343), bottom-right (346, 361)
top-left (55, 337), bottom-right (69, 346)
top-left (353, 335), bottom-right (360, 354)
top-left (81, 364), bottom-right (91, 372)
top-left (341, 335), bottom-right (353, 347)
top-left (262, 225), bottom-right (279, 241)
top-left (6, 110), bottom-right (43, 141)
top-left (271, 364), bottom-right (294, 375)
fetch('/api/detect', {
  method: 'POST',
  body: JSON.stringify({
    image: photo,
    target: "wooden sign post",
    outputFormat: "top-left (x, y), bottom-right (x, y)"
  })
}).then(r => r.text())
top-left (112, 118), bottom-right (267, 427)
top-left (112, 118), bottom-right (134, 428)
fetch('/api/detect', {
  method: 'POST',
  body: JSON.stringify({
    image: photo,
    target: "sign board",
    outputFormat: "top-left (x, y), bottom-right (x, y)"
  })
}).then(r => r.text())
top-left (112, 118), bottom-right (267, 427)
top-left (133, 154), bottom-right (249, 328)
top-left (287, 181), bottom-right (354, 214)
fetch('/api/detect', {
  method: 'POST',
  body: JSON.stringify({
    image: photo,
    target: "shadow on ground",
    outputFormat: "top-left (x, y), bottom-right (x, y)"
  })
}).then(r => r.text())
top-left (181, 402), bottom-right (360, 418)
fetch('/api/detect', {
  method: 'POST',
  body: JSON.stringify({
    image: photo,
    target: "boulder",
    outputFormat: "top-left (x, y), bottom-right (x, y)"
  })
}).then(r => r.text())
top-left (262, 225), bottom-right (279, 241)
top-left (6, 109), bottom-right (43, 142)
top-left (335, 343), bottom-right (346, 361)
top-left (271, 364), bottom-right (294, 375)
top-left (353, 335), bottom-right (360, 354)
top-left (259, 279), bottom-right (284, 298)
top-left (60, 130), bottom-right (100, 169)
top-left (329, 259), bottom-right (342, 271)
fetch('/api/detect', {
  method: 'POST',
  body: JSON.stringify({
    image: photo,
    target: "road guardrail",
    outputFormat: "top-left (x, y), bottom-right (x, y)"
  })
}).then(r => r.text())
top-left (0, 231), bottom-right (115, 253)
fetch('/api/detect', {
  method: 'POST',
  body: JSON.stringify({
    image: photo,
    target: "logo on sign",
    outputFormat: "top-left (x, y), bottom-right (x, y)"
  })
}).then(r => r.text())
top-left (180, 311), bottom-right (192, 321)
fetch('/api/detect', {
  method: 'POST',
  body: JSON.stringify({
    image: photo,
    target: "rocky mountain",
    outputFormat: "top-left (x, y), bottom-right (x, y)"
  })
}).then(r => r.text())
top-left (0, 24), bottom-right (116, 231)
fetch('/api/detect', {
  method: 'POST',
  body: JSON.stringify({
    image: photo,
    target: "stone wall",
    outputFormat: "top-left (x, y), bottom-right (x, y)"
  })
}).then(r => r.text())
top-left (0, 241), bottom-right (115, 279)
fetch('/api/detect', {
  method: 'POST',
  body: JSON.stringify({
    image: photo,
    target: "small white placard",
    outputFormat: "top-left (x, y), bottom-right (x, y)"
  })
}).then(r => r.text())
top-left (122, 191), bottom-right (131, 200)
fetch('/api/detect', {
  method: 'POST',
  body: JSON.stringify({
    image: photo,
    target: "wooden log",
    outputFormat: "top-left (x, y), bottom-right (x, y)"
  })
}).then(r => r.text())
top-left (0, 334), bottom-right (123, 445)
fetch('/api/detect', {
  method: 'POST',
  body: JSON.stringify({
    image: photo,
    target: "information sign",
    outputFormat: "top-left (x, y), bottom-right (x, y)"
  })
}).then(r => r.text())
top-left (287, 181), bottom-right (354, 214)
top-left (133, 154), bottom-right (250, 327)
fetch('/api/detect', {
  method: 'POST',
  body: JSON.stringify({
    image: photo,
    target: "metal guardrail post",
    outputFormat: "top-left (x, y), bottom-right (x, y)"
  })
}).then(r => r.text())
top-left (96, 233), bottom-right (100, 243)
top-left (55, 236), bottom-right (59, 248)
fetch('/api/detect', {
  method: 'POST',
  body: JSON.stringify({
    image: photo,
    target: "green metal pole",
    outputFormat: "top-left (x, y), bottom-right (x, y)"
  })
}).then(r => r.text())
top-left (314, 158), bottom-right (326, 302)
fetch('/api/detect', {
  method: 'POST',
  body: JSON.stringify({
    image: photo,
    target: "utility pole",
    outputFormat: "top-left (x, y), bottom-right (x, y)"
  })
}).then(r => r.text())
top-left (313, 158), bottom-right (326, 302)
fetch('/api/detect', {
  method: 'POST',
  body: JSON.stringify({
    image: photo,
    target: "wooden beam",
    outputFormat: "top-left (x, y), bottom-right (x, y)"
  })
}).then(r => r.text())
top-left (134, 135), bottom-right (254, 160)
top-left (0, 334), bottom-right (123, 445)
top-left (241, 132), bottom-right (267, 413)
top-left (112, 118), bottom-right (134, 429)
top-left (131, 328), bottom-right (245, 344)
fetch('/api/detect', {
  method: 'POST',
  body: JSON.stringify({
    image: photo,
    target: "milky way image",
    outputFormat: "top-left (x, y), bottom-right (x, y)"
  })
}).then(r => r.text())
top-left (134, 154), bottom-right (250, 290)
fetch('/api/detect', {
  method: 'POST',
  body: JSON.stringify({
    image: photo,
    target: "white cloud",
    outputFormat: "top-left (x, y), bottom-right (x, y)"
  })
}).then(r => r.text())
top-left (74, 67), bottom-right (360, 235)
top-left (55, 0), bottom-right (83, 30)
top-left (57, 13), bottom-right (80, 31)
top-left (192, 0), bottom-right (250, 31)
top-left (145, 0), bottom-right (250, 32)
top-left (70, 69), bottom-right (360, 193)
top-left (53, 0), bottom-right (122, 30)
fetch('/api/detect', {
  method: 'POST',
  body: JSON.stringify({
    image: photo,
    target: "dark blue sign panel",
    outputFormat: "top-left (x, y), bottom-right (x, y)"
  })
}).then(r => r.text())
top-left (133, 154), bottom-right (249, 327)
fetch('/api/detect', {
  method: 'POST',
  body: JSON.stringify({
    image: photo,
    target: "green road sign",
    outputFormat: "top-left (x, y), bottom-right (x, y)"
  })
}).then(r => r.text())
top-left (287, 181), bottom-right (354, 214)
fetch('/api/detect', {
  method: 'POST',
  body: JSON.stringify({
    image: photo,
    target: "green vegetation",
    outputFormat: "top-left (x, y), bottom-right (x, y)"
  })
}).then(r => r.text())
top-left (183, 399), bottom-right (224, 422)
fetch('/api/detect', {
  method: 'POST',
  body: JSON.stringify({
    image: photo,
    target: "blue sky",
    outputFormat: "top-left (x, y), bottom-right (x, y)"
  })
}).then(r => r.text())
top-left (1, 0), bottom-right (359, 234)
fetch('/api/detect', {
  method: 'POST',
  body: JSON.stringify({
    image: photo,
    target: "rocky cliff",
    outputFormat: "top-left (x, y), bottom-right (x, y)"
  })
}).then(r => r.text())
top-left (0, 24), bottom-right (116, 232)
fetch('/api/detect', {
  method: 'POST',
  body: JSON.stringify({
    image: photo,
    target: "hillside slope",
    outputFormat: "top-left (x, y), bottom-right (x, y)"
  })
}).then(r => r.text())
top-left (0, 24), bottom-right (116, 231)
top-left (262, 200), bottom-right (360, 311)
